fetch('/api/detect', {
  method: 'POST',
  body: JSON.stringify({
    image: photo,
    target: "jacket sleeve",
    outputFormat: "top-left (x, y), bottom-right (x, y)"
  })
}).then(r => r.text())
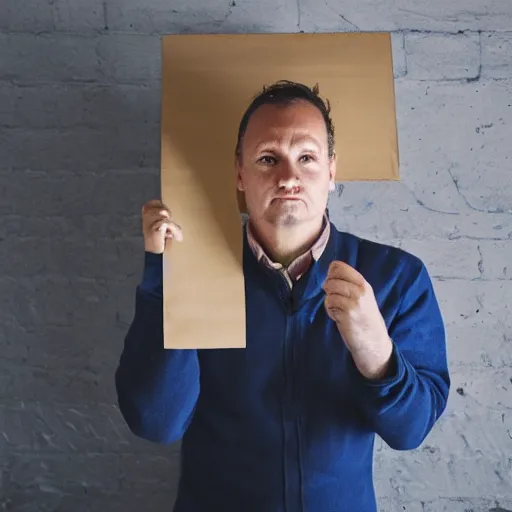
top-left (348, 257), bottom-right (450, 450)
top-left (115, 252), bottom-right (200, 444)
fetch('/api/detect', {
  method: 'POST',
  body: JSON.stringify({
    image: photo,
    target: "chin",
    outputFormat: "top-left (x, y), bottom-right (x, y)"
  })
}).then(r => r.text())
top-left (259, 197), bottom-right (309, 222)
top-left (264, 211), bottom-right (302, 227)
top-left (280, 214), bottom-right (302, 226)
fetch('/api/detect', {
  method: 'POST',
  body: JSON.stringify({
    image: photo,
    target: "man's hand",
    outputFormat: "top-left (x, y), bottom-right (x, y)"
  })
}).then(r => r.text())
top-left (142, 199), bottom-right (183, 254)
top-left (323, 261), bottom-right (393, 380)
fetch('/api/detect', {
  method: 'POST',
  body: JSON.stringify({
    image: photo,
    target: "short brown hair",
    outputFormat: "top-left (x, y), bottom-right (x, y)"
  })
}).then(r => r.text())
top-left (235, 80), bottom-right (335, 160)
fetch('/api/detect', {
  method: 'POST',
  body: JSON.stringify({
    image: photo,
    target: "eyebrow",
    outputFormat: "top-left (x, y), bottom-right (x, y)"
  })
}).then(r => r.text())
top-left (254, 135), bottom-right (322, 153)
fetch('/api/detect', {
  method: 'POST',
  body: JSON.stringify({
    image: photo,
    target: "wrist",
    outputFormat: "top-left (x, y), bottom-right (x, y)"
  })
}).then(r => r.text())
top-left (351, 336), bottom-right (394, 380)
top-left (140, 251), bottom-right (163, 297)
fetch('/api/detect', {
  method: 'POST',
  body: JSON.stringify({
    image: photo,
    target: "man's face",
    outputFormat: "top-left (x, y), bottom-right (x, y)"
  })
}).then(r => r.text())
top-left (236, 101), bottom-right (336, 228)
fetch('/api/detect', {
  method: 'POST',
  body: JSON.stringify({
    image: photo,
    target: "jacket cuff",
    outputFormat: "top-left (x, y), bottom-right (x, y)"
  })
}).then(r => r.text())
top-left (139, 252), bottom-right (163, 298)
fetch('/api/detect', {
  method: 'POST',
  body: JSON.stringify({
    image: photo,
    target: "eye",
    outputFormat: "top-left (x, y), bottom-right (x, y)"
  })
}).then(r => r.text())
top-left (258, 155), bottom-right (276, 165)
top-left (299, 154), bottom-right (315, 163)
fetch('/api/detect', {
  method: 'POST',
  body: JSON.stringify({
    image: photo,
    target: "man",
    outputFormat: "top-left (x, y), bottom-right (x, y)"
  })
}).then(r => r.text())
top-left (115, 80), bottom-right (450, 512)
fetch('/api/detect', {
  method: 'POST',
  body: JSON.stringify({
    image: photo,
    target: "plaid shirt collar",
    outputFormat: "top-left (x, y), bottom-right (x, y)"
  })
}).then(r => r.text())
top-left (246, 213), bottom-right (331, 284)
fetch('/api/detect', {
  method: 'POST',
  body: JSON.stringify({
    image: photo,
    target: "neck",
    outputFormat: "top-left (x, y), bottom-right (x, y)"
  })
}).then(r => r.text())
top-left (249, 216), bottom-right (324, 266)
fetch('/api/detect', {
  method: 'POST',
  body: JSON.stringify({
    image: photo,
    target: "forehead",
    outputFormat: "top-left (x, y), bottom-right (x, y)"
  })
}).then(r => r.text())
top-left (242, 101), bottom-right (328, 149)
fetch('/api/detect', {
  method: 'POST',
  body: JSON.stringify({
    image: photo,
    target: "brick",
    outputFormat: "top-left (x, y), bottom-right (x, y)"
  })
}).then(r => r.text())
top-left (328, 183), bottom-right (512, 243)
top-left (53, 0), bottom-right (106, 32)
top-left (0, 0), bottom-right (54, 32)
top-left (298, 0), bottom-right (367, 32)
top-left (0, 213), bottom-right (143, 240)
top-left (376, 498), bottom-right (423, 512)
top-left (384, 451), bottom-right (512, 500)
top-left (106, 0), bottom-right (224, 33)
top-left (0, 403), bottom-right (179, 455)
top-left (405, 33), bottom-right (481, 80)
top-left (0, 84), bottom-right (160, 129)
top-left (391, 32), bottom-right (407, 78)
top-left (434, 280), bottom-right (512, 368)
top-left (0, 84), bottom-right (62, 128)
top-left (1, 454), bottom-right (177, 496)
top-left (0, 489), bottom-right (178, 512)
top-left (449, 366), bottom-right (512, 414)
top-left (0, 360), bottom-right (115, 404)
top-left (95, 34), bottom-right (161, 83)
top-left (298, 0), bottom-right (512, 32)
top-left (0, 171), bottom-right (158, 216)
top-left (0, 0), bottom-right (105, 34)
top-left (119, 454), bottom-right (180, 493)
top-left (222, 0), bottom-right (299, 32)
top-left (0, 317), bottom-right (167, 401)
top-left (0, 321), bottom-right (134, 368)
top-left (81, 213), bottom-right (145, 238)
top-left (399, 239), bottom-right (480, 279)
top-left (0, 34), bottom-right (102, 84)
top-left (0, 34), bottom-right (160, 85)
top-left (394, 78), bottom-right (512, 215)
top-left (423, 499), bottom-right (512, 512)
top-left (377, 406), bottom-right (512, 501)
top-left (478, 241), bottom-right (512, 280)
top-left (106, 0), bottom-right (298, 33)
top-left (0, 236), bottom-right (144, 280)
top-left (0, 125), bottom-right (161, 172)
top-left (0, 276), bottom-right (136, 328)
top-left (482, 32), bottom-right (512, 79)
top-left (0, 325), bottom-right (145, 404)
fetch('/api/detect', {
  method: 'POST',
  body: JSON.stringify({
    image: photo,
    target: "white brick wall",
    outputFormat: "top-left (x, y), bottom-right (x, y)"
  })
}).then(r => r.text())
top-left (1, 0), bottom-right (511, 510)
top-left (299, 0), bottom-right (512, 32)
top-left (482, 33), bottom-right (512, 79)
top-left (405, 33), bottom-right (481, 80)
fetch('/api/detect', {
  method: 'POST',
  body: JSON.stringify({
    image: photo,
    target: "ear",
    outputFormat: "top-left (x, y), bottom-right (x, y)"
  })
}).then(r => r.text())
top-left (235, 156), bottom-right (245, 192)
top-left (328, 150), bottom-right (337, 191)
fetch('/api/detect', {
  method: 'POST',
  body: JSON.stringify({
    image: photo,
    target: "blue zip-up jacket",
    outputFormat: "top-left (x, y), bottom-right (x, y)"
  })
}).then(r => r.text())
top-left (115, 222), bottom-right (450, 512)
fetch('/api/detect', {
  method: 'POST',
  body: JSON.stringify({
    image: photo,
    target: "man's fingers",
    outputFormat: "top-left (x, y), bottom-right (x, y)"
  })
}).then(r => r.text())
top-left (142, 200), bottom-right (172, 225)
top-left (168, 222), bottom-right (183, 241)
top-left (144, 207), bottom-right (171, 221)
top-left (327, 261), bottom-right (365, 287)
top-left (323, 278), bottom-right (362, 300)
top-left (325, 305), bottom-right (343, 323)
top-left (148, 212), bottom-right (171, 228)
top-left (142, 199), bottom-right (169, 213)
top-left (324, 293), bottom-right (356, 314)
top-left (143, 199), bottom-right (184, 241)
top-left (153, 218), bottom-right (183, 241)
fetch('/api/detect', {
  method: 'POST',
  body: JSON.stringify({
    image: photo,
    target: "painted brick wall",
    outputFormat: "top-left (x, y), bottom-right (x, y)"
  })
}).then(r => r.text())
top-left (1, 1), bottom-right (511, 510)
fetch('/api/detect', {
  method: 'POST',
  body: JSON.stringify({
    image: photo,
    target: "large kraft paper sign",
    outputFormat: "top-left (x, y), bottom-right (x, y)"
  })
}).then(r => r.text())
top-left (160, 32), bottom-right (399, 349)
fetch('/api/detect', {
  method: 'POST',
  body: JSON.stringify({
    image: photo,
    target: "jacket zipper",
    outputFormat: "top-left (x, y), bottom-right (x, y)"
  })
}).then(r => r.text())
top-left (279, 269), bottom-right (304, 512)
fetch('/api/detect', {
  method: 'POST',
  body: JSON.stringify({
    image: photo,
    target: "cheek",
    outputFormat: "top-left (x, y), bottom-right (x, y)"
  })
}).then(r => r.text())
top-left (303, 172), bottom-right (330, 189)
top-left (304, 176), bottom-right (331, 202)
top-left (241, 175), bottom-right (272, 203)
top-left (248, 173), bottom-right (274, 190)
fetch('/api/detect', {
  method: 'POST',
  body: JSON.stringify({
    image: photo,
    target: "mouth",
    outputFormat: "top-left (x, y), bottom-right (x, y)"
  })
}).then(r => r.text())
top-left (273, 195), bottom-right (302, 201)
top-left (270, 196), bottom-right (304, 208)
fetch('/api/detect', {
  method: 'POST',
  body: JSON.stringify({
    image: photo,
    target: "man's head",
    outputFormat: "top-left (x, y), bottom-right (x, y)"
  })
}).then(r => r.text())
top-left (235, 80), bottom-right (337, 229)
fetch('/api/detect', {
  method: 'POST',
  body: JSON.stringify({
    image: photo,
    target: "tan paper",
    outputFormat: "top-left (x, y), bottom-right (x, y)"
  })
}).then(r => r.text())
top-left (161, 32), bottom-right (399, 349)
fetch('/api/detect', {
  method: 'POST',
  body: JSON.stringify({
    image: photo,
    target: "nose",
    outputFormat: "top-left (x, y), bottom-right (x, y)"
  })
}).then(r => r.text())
top-left (276, 159), bottom-right (300, 191)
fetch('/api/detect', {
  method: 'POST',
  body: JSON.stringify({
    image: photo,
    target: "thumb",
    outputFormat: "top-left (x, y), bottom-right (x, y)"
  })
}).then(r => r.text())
top-left (156, 219), bottom-right (184, 241)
